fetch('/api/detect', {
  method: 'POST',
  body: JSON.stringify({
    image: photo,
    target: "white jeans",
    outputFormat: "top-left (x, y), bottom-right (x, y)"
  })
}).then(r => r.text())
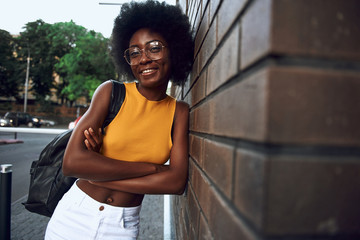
top-left (45, 182), bottom-right (141, 240)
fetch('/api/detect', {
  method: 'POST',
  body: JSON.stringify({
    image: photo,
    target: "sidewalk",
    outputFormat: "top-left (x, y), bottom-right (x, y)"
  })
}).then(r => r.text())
top-left (11, 194), bottom-right (166, 239)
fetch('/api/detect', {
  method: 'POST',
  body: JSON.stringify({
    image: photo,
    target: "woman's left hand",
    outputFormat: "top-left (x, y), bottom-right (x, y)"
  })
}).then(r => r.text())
top-left (84, 127), bottom-right (103, 152)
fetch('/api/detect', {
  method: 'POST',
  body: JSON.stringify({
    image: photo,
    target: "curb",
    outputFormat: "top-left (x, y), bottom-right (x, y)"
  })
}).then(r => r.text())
top-left (0, 139), bottom-right (24, 145)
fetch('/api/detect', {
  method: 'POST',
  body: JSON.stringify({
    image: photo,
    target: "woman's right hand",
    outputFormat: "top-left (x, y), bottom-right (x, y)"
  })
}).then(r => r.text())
top-left (84, 127), bottom-right (103, 153)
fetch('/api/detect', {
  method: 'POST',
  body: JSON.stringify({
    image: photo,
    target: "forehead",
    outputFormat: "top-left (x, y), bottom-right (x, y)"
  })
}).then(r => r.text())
top-left (129, 28), bottom-right (167, 47)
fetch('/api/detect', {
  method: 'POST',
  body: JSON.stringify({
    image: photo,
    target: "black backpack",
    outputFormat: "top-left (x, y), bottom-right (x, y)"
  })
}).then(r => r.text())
top-left (22, 80), bottom-right (125, 217)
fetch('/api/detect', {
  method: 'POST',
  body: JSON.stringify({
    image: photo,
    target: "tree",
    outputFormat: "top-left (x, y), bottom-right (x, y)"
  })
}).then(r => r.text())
top-left (0, 29), bottom-right (22, 98)
top-left (47, 21), bottom-right (88, 104)
top-left (56, 31), bottom-right (116, 104)
top-left (16, 20), bottom-right (54, 100)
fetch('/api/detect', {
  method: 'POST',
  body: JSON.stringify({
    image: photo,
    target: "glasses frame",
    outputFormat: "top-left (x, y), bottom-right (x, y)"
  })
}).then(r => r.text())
top-left (124, 40), bottom-right (167, 65)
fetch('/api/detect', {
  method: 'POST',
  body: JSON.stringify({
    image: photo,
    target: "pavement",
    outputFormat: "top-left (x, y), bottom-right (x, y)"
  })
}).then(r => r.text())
top-left (11, 194), bottom-right (168, 240)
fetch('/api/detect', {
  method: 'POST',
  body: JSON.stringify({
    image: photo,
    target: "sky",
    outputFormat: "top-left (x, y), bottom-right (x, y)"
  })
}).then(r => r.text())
top-left (0, 0), bottom-right (176, 38)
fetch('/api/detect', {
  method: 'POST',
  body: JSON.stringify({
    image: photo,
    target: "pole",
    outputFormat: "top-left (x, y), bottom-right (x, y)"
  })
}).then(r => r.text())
top-left (0, 164), bottom-right (12, 240)
top-left (24, 51), bottom-right (30, 113)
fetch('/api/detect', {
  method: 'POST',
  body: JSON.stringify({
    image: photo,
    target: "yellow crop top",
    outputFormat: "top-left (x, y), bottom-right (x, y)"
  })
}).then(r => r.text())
top-left (101, 82), bottom-right (176, 165)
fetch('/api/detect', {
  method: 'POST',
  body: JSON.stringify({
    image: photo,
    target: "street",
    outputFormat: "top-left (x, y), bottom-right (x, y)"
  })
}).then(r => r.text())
top-left (0, 131), bottom-right (59, 203)
top-left (1, 130), bottom-right (166, 239)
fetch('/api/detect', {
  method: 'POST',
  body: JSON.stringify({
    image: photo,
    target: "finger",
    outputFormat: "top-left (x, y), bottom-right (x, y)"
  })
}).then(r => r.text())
top-left (98, 128), bottom-right (103, 144)
top-left (84, 130), bottom-right (97, 148)
top-left (84, 139), bottom-right (92, 150)
top-left (89, 128), bottom-right (101, 145)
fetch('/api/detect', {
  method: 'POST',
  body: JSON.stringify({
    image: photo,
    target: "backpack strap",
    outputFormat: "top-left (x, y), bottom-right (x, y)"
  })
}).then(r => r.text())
top-left (101, 80), bottom-right (126, 134)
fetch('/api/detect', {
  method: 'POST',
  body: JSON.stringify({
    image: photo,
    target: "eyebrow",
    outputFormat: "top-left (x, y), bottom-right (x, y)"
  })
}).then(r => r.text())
top-left (129, 40), bottom-right (162, 48)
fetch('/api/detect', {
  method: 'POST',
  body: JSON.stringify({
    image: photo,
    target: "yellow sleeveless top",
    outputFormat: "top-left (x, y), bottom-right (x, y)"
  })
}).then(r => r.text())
top-left (101, 82), bottom-right (176, 164)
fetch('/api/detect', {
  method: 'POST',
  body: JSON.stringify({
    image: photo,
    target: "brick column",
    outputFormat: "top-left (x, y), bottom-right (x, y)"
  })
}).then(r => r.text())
top-left (171, 0), bottom-right (360, 239)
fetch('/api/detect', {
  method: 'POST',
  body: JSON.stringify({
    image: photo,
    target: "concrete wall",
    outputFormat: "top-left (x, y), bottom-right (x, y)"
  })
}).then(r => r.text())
top-left (171, 0), bottom-right (360, 239)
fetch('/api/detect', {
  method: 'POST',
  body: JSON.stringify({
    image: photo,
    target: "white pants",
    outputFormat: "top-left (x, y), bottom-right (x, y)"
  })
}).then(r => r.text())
top-left (45, 182), bottom-right (141, 240)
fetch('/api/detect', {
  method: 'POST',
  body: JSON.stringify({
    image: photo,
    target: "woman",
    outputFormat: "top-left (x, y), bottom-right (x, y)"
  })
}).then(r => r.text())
top-left (45, 1), bottom-right (193, 239)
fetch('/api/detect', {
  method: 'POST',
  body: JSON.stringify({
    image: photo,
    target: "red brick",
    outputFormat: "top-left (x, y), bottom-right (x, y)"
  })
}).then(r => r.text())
top-left (217, 0), bottom-right (247, 42)
top-left (187, 185), bottom-right (200, 236)
top-left (195, 2), bottom-right (209, 56)
top-left (190, 55), bottom-right (200, 85)
top-left (240, 0), bottom-right (272, 69)
top-left (199, 20), bottom-right (217, 71)
top-left (265, 154), bottom-right (360, 235)
top-left (207, 23), bottom-right (240, 94)
top-left (241, 0), bottom-right (360, 69)
top-left (272, 0), bottom-right (360, 61)
top-left (189, 134), bottom-right (205, 167)
top-left (209, 0), bottom-right (221, 24)
top-left (199, 213), bottom-right (214, 240)
top-left (204, 139), bottom-right (234, 198)
top-left (234, 149), bottom-right (268, 230)
top-left (191, 70), bottom-right (206, 106)
top-left (190, 161), bottom-right (212, 220)
top-left (192, 1), bottom-right (202, 33)
top-left (190, 0), bottom-right (202, 31)
top-left (207, 186), bottom-right (258, 240)
top-left (189, 101), bottom-right (211, 133)
top-left (267, 66), bottom-right (360, 146)
top-left (195, 68), bottom-right (269, 140)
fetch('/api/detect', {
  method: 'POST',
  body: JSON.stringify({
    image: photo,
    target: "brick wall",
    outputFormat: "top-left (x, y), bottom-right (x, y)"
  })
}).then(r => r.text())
top-left (171, 0), bottom-right (360, 239)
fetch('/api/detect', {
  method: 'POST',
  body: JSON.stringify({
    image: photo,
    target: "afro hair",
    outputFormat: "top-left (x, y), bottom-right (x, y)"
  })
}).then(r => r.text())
top-left (111, 0), bottom-right (194, 85)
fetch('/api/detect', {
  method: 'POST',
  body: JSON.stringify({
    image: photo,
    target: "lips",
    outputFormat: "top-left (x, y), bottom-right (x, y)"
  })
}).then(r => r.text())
top-left (140, 68), bottom-right (158, 76)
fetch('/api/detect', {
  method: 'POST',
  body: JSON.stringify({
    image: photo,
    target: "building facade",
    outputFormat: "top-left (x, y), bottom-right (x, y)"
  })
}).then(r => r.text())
top-left (171, 0), bottom-right (360, 239)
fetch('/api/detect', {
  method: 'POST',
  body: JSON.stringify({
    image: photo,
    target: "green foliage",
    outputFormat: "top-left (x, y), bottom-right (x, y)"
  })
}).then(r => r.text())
top-left (0, 20), bottom-right (116, 106)
top-left (16, 20), bottom-right (54, 100)
top-left (56, 31), bottom-right (116, 101)
top-left (0, 29), bottom-right (22, 97)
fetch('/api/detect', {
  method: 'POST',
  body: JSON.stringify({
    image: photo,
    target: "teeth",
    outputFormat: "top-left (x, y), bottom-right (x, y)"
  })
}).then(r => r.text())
top-left (142, 69), bottom-right (154, 74)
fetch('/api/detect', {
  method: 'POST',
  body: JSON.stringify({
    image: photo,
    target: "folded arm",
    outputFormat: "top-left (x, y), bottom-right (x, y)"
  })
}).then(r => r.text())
top-left (62, 81), bottom-right (162, 181)
top-left (89, 101), bottom-right (189, 195)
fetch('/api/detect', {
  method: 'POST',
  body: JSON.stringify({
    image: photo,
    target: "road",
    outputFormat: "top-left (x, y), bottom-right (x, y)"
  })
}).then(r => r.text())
top-left (0, 131), bottom-right (60, 203)
top-left (1, 129), bottom-right (168, 239)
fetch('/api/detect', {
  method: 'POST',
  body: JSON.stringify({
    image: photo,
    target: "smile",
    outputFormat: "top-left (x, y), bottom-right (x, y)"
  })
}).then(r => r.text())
top-left (140, 68), bottom-right (157, 75)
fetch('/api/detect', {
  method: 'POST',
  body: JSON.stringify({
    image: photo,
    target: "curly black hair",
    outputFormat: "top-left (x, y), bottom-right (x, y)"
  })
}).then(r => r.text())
top-left (111, 0), bottom-right (194, 85)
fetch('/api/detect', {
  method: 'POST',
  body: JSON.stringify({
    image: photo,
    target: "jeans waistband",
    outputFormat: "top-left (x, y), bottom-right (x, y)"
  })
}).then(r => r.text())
top-left (63, 181), bottom-right (142, 217)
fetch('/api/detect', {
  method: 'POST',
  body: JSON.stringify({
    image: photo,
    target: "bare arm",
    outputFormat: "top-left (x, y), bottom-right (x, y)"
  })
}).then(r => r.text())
top-left (62, 81), bottom-right (161, 181)
top-left (89, 101), bottom-right (189, 195)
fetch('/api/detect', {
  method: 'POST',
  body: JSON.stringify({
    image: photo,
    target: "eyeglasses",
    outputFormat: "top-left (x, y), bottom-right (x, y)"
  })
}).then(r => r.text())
top-left (124, 40), bottom-right (166, 65)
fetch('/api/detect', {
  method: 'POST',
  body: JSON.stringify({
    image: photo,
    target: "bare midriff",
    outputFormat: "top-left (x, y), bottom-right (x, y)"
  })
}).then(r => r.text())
top-left (76, 179), bottom-right (144, 207)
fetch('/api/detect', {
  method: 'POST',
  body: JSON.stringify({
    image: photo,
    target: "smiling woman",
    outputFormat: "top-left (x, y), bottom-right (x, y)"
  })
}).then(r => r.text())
top-left (44, 1), bottom-right (194, 239)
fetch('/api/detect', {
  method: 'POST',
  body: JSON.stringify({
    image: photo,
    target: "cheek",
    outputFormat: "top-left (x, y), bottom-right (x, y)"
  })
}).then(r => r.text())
top-left (130, 66), bottom-right (138, 77)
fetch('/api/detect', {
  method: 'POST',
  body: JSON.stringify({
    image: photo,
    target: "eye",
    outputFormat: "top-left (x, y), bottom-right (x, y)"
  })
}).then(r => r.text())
top-left (129, 48), bottom-right (141, 58)
top-left (149, 46), bottom-right (161, 53)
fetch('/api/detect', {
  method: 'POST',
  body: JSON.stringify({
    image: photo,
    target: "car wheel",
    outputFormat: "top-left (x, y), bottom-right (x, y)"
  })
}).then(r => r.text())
top-left (27, 122), bottom-right (34, 127)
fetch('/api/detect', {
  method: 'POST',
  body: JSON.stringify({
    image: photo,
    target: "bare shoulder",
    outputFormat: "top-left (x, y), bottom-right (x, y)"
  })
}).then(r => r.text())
top-left (176, 100), bottom-right (189, 112)
top-left (87, 80), bottom-right (114, 110)
top-left (174, 101), bottom-right (189, 124)
top-left (92, 80), bottom-right (113, 100)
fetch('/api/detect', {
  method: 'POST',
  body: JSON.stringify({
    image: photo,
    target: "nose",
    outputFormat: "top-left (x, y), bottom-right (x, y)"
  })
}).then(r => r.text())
top-left (139, 50), bottom-right (152, 64)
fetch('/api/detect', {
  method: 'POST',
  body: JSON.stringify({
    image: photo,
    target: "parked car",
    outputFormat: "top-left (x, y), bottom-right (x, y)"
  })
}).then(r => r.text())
top-left (37, 117), bottom-right (56, 127)
top-left (4, 112), bottom-right (41, 127)
top-left (0, 117), bottom-right (11, 127)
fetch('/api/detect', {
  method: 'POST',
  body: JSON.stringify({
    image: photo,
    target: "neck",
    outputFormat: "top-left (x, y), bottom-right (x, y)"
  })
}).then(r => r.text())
top-left (136, 82), bottom-right (168, 101)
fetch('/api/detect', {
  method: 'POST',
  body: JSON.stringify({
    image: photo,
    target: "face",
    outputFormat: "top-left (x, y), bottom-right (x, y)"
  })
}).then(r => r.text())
top-left (128, 28), bottom-right (171, 88)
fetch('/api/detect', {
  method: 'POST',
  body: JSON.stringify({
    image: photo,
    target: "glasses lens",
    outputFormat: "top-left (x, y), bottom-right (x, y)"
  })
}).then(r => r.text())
top-left (145, 41), bottom-right (164, 60)
top-left (124, 41), bottom-right (165, 65)
top-left (124, 47), bottom-right (141, 65)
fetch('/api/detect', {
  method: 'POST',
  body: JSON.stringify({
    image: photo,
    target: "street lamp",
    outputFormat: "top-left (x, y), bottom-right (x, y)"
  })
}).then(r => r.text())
top-left (24, 50), bottom-right (30, 113)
